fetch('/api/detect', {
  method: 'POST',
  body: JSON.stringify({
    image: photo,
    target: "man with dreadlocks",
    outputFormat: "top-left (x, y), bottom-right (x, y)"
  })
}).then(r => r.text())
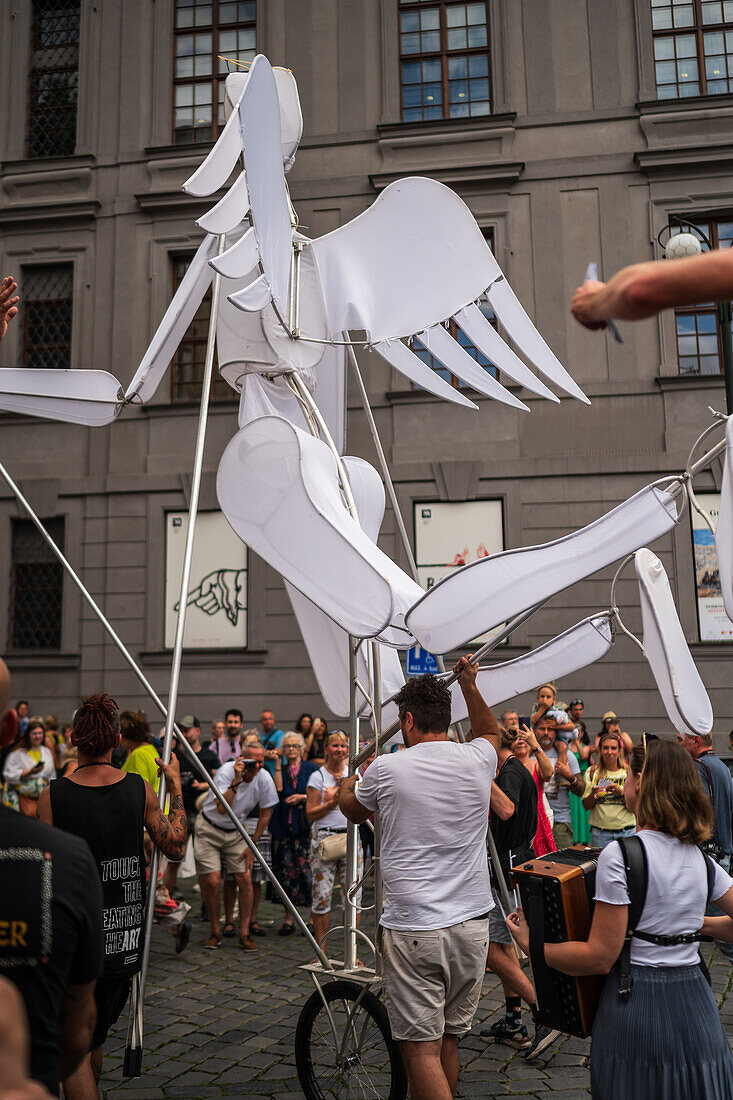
top-left (37, 693), bottom-right (187, 1100)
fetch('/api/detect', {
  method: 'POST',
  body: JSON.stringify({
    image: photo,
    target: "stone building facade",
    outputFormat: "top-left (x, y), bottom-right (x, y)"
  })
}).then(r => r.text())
top-left (1, 0), bottom-right (731, 742)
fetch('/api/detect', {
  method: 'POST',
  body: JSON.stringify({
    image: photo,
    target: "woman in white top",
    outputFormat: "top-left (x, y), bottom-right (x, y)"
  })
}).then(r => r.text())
top-left (306, 730), bottom-right (363, 954)
top-left (507, 739), bottom-right (733, 1100)
top-left (2, 719), bottom-right (56, 815)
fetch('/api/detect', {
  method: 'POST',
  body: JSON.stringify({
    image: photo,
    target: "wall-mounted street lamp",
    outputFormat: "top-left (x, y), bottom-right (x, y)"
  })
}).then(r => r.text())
top-left (657, 217), bottom-right (733, 414)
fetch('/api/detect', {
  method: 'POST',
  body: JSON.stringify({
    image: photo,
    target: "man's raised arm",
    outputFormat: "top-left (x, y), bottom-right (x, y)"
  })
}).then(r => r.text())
top-left (453, 655), bottom-right (500, 751)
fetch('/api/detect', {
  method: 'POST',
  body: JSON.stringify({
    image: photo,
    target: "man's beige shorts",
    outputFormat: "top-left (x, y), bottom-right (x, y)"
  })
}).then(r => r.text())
top-left (193, 814), bottom-right (247, 875)
top-left (379, 917), bottom-right (489, 1042)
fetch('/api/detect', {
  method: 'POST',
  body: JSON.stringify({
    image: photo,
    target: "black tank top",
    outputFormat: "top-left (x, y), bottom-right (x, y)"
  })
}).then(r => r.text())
top-left (50, 772), bottom-right (147, 976)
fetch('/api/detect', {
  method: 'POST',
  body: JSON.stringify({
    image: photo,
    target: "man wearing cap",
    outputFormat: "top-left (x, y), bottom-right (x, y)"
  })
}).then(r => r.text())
top-left (163, 716), bottom-right (220, 897)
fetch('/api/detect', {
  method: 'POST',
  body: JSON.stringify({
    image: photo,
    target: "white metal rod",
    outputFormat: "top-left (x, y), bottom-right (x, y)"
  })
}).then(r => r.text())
top-left (134, 235), bottom-right (227, 1035)
top-left (369, 639), bottom-right (384, 974)
top-left (344, 637), bottom-right (360, 970)
top-left (347, 344), bottom-right (421, 585)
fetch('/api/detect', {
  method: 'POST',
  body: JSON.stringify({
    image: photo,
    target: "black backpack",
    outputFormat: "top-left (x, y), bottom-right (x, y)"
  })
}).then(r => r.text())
top-left (616, 835), bottom-right (716, 1000)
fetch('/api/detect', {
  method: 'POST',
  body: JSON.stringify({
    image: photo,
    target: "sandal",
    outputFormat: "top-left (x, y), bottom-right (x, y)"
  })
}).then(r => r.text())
top-left (249, 921), bottom-right (267, 937)
top-left (222, 922), bottom-right (236, 938)
top-left (278, 922), bottom-right (296, 936)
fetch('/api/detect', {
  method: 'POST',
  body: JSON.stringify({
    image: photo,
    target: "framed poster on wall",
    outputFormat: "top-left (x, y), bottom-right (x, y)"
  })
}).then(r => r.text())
top-left (413, 500), bottom-right (504, 645)
top-left (691, 492), bottom-right (733, 641)
top-left (165, 511), bottom-right (248, 649)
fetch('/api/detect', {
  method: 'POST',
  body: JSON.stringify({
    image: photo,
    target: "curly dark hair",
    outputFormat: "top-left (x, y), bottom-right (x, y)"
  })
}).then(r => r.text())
top-left (72, 694), bottom-right (120, 757)
top-left (119, 709), bottom-right (151, 745)
top-left (393, 675), bottom-right (451, 734)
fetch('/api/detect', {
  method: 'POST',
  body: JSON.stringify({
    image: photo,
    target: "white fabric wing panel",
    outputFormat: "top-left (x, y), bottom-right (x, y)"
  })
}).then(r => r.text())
top-left (209, 227), bottom-right (260, 278)
top-left (406, 484), bottom-right (680, 653)
top-left (0, 368), bottom-right (120, 426)
top-left (196, 172), bottom-right (250, 236)
top-left (372, 340), bottom-right (477, 409)
top-left (309, 177), bottom-right (501, 342)
top-left (286, 582), bottom-right (404, 718)
top-left (126, 234), bottom-right (217, 404)
top-left (416, 325), bottom-right (529, 411)
top-left (714, 415), bottom-right (733, 623)
top-left (182, 94), bottom-right (244, 197)
top-left (238, 56), bottom-right (292, 320)
top-left (486, 279), bottom-right (590, 404)
top-left (228, 273), bottom-right (272, 312)
top-left (284, 452), bottom-right (405, 718)
top-left (448, 614), bottom-right (614, 725)
top-left (635, 548), bottom-right (713, 735)
top-left (224, 68), bottom-right (303, 171)
top-left (454, 305), bottom-right (559, 402)
top-left (217, 416), bottom-right (422, 639)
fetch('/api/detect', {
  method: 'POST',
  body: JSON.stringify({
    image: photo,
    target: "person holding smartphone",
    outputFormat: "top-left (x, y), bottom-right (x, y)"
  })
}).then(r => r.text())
top-left (194, 742), bottom-right (278, 950)
top-left (582, 729), bottom-right (635, 849)
top-left (2, 720), bottom-right (55, 816)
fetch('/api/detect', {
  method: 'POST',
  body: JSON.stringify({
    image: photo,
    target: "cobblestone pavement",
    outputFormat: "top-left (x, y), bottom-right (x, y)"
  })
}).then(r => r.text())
top-left (101, 882), bottom-right (733, 1099)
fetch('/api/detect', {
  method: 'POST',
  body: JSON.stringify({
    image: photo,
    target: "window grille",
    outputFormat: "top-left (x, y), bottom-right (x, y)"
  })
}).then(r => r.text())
top-left (27, 0), bottom-right (80, 158)
top-left (20, 265), bottom-right (73, 370)
top-left (9, 519), bottom-right (65, 651)
top-left (399, 1), bottom-right (491, 121)
top-left (173, 0), bottom-right (256, 145)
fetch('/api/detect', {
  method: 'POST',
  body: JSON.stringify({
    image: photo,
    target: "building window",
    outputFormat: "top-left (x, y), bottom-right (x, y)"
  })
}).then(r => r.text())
top-left (171, 256), bottom-right (232, 402)
top-left (173, 0), bottom-right (256, 145)
top-left (9, 519), bottom-right (65, 651)
top-left (27, 0), bottom-right (80, 158)
top-left (674, 219), bottom-right (733, 375)
top-left (20, 265), bottom-right (73, 370)
top-left (652, 0), bottom-right (733, 98)
top-left (399, 1), bottom-right (491, 121)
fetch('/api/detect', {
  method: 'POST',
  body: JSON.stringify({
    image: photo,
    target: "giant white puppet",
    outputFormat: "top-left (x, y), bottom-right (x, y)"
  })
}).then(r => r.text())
top-left (1, 55), bottom-right (730, 738)
top-left (3, 56), bottom-right (733, 1094)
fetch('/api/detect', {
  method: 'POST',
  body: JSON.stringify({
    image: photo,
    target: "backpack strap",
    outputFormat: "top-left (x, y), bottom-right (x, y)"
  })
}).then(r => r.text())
top-left (616, 835), bottom-right (648, 1001)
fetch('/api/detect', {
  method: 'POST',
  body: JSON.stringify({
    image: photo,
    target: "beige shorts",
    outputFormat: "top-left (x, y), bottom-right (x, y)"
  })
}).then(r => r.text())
top-left (379, 917), bottom-right (489, 1042)
top-left (193, 814), bottom-right (247, 876)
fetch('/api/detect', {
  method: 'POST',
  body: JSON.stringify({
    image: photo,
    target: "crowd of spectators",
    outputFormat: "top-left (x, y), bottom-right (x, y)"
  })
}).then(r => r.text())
top-left (3, 681), bottom-right (733, 1095)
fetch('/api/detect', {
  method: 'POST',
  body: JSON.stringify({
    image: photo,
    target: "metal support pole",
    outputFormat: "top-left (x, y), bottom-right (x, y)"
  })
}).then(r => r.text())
top-left (344, 637), bottom-right (360, 971)
top-left (346, 343), bottom-right (469, 743)
top-left (369, 640), bottom-right (384, 975)
top-left (127, 234), bottom-right (226, 1071)
top-left (717, 300), bottom-right (733, 415)
top-left (346, 344), bottom-right (420, 586)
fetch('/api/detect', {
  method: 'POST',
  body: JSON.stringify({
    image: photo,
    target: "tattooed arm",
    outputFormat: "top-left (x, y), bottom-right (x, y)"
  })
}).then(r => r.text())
top-left (143, 753), bottom-right (187, 861)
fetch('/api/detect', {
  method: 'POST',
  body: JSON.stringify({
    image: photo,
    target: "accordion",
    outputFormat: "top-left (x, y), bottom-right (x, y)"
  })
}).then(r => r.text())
top-left (511, 845), bottom-right (602, 1038)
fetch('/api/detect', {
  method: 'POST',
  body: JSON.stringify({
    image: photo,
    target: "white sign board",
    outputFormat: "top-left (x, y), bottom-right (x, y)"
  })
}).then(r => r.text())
top-left (691, 492), bottom-right (733, 642)
top-left (165, 511), bottom-right (248, 649)
top-left (414, 500), bottom-right (504, 644)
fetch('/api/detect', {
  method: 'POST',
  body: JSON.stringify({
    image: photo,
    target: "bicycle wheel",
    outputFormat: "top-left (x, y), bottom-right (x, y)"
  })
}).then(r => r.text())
top-left (295, 979), bottom-right (407, 1100)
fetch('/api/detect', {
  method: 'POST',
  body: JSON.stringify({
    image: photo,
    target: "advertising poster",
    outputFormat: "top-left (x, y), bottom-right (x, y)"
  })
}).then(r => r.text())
top-left (413, 500), bottom-right (504, 645)
top-left (165, 511), bottom-right (248, 649)
top-left (691, 492), bottom-right (733, 642)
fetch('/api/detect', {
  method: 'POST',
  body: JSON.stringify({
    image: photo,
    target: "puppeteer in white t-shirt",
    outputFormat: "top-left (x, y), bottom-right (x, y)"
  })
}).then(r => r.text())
top-left (356, 737), bottom-right (498, 930)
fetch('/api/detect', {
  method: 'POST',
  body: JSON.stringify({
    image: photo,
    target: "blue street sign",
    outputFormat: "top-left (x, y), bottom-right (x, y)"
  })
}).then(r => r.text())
top-left (405, 645), bottom-right (441, 676)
